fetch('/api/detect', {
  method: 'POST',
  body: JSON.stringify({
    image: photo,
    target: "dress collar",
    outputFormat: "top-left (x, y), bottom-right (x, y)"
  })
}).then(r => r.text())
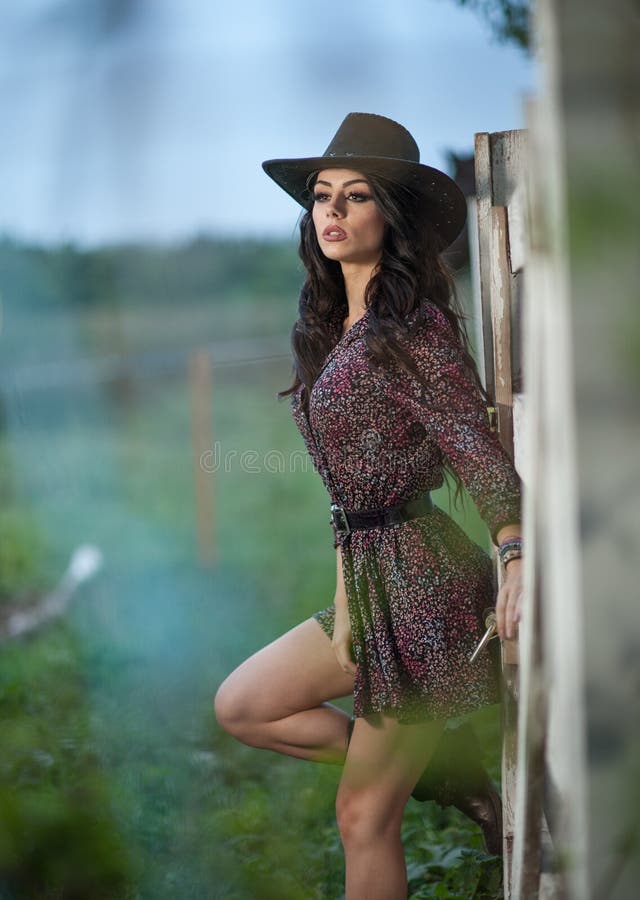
top-left (320, 307), bottom-right (371, 374)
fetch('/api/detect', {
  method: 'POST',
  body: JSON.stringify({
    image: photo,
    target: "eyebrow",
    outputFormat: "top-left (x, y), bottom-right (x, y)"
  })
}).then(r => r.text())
top-left (314, 178), bottom-right (370, 188)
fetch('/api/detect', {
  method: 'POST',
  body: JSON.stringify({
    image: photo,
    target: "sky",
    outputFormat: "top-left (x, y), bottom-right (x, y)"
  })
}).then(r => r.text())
top-left (0, 0), bottom-right (535, 245)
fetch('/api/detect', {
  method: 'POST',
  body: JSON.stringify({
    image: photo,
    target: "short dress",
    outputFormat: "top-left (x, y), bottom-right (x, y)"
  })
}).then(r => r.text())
top-left (289, 300), bottom-right (523, 725)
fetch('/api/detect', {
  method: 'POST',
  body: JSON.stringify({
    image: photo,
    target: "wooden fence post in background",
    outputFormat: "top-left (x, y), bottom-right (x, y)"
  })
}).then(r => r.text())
top-left (189, 348), bottom-right (216, 566)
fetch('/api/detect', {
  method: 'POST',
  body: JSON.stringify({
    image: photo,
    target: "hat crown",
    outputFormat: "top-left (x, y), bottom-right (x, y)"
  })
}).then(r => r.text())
top-left (323, 113), bottom-right (420, 164)
top-left (261, 111), bottom-right (467, 249)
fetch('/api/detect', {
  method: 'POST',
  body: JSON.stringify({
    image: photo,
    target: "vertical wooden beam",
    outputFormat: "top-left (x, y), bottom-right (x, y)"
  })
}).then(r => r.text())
top-left (519, 0), bottom-right (593, 894)
top-left (490, 203), bottom-right (521, 897)
top-left (473, 130), bottom-right (526, 896)
top-left (490, 206), bottom-right (515, 451)
top-left (474, 132), bottom-right (496, 399)
top-left (511, 507), bottom-right (546, 900)
top-left (466, 195), bottom-right (486, 383)
top-left (501, 648), bottom-right (519, 895)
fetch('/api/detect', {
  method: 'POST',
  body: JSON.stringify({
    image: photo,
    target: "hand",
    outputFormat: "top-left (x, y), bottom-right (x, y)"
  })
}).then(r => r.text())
top-left (495, 558), bottom-right (523, 641)
top-left (332, 604), bottom-right (356, 676)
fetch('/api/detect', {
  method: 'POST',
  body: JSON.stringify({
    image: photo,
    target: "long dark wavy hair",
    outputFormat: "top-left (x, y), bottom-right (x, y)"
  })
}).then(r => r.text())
top-left (277, 169), bottom-right (497, 515)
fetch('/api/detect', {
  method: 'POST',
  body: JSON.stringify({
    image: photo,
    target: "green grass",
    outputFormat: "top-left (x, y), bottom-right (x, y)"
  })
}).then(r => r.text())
top-left (0, 627), bottom-right (135, 899)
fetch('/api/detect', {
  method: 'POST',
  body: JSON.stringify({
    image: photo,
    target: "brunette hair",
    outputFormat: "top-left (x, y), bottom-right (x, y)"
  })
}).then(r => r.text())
top-left (277, 170), bottom-right (496, 515)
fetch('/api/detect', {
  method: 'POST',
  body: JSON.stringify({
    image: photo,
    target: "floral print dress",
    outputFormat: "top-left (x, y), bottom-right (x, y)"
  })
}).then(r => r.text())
top-left (289, 300), bottom-right (522, 724)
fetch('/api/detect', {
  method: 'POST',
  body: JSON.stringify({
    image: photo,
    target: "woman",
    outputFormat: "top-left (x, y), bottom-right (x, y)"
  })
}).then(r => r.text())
top-left (215, 113), bottom-right (524, 900)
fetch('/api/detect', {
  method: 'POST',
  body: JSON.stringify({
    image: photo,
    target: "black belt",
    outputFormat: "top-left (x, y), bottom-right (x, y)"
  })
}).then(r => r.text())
top-left (330, 492), bottom-right (434, 541)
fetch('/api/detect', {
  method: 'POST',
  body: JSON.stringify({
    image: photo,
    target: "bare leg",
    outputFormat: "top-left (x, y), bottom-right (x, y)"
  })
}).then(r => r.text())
top-left (214, 617), bottom-right (355, 764)
top-left (337, 713), bottom-right (447, 900)
top-left (215, 618), bottom-right (449, 897)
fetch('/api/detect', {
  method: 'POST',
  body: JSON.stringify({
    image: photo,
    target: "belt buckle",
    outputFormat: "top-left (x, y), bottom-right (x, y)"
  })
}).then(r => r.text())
top-left (330, 503), bottom-right (351, 539)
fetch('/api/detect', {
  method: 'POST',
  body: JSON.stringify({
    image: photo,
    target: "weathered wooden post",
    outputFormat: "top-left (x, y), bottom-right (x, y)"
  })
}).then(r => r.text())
top-left (473, 128), bottom-right (535, 894)
top-left (473, 0), bottom-right (639, 895)
top-left (531, 0), bottom-right (640, 897)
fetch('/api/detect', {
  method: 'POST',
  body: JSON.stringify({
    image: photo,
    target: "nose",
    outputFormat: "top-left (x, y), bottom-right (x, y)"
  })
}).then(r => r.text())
top-left (326, 195), bottom-right (345, 218)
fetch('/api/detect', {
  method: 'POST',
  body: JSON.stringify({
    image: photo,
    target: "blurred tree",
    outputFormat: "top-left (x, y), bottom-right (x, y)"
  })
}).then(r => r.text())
top-left (0, 237), bottom-right (302, 311)
top-left (449, 0), bottom-right (531, 51)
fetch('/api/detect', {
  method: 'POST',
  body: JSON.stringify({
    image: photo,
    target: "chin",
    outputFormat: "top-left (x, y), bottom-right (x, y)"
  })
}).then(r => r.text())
top-left (320, 245), bottom-right (348, 262)
top-left (320, 244), bottom-right (373, 266)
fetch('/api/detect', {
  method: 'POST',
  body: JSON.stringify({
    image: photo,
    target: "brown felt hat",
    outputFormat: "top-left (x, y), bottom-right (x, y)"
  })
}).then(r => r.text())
top-left (262, 112), bottom-right (467, 249)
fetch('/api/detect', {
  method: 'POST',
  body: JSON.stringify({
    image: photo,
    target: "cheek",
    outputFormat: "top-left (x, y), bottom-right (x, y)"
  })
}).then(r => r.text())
top-left (311, 203), bottom-right (327, 232)
top-left (364, 209), bottom-right (386, 245)
top-left (311, 206), bottom-right (323, 236)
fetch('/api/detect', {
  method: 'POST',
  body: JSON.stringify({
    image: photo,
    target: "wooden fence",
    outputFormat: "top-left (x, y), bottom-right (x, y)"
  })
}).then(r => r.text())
top-left (472, 116), bottom-right (586, 898)
top-left (470, 0), bottom-right (639, 896)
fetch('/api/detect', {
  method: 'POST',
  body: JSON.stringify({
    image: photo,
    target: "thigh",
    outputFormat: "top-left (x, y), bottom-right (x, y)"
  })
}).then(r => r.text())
top-left (216, 617), bottom-right (354, 721)
top-left (338, 713), bottom-right (448, 820)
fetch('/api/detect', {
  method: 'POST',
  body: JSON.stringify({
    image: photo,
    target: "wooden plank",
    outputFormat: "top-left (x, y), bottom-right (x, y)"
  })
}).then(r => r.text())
top-left (473, 135), bottom-right (526, 897)
top-left (489, 202), bottom-right (520, 897)
top-left (473, 132), bottom-right (496, 399)
top-left (488, 129), bottom-right (528, 278)
top-left (507, 179), bottom-right (527, 274)
top-left (511, 508), bottom-right (546, 900)
top-left (488, 130), bottom-right (528, 210)
top-left (501, 661), bottom-right (519, 890)
top-left (512, 393), bottom-right (527, 491)
top-left (490, 206), bottom-right (515, 450)
top-left (490, 131), bottom-right (528, 399)
top-left (467, 196), bottom-right (487, 385)
top-left (506, 106), bottom-right (552, 900)
top-left (475, 126), bottom-right (544, 897)
top-left (516, 7), bottom-right (591, 886)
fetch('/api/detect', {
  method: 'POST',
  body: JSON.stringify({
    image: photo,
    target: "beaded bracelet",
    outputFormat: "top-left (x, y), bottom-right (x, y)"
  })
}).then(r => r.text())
top-left (498, 535), bottom-right (523, 570)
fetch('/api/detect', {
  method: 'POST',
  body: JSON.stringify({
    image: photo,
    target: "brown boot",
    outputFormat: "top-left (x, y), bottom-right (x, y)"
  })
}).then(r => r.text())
top-left (411, 722), bottom-right (503, 857)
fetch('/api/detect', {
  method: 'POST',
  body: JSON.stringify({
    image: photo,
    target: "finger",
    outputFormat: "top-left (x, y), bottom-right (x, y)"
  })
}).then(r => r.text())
top-left (344, 653), bottom-right (356, 675)
top-left (499, 596), bottom-right (517, 640)
top-left (495, 588), bottom-right (508, 639)
top-left (335, 647), bottom-right (356, 675)
top-left (505, 592), bottom-right (521, 639)
top-left (514, 589), bottom-right (523, 622)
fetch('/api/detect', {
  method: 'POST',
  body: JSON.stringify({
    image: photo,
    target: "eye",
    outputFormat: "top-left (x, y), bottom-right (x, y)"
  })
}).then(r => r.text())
top-left (312, 190), bottom-right (373, 203)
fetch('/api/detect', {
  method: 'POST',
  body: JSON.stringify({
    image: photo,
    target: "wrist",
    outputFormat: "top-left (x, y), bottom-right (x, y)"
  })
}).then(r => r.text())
top-left (497, 533), bottom-right (523, 572)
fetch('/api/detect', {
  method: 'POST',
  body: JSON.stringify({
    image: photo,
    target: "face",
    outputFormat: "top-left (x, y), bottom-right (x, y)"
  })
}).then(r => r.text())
top-left (311, 168), bottom-right (386, 267)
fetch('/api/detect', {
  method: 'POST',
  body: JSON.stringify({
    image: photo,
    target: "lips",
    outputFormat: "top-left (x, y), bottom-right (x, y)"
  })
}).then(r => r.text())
top-left (322, 224), bottom-right (347, 241)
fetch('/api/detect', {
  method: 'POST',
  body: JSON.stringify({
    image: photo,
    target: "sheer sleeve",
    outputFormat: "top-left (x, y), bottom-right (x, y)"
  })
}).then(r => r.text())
top-left (397, 303), bottom-right (523, 546)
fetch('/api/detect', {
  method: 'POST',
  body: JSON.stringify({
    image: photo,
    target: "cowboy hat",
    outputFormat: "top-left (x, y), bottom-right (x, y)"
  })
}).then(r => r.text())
top-left (262, 112), bottom-right (467, 248)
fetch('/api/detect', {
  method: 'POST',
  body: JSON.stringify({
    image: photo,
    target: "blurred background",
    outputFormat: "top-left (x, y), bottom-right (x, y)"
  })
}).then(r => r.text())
top-left (0, 2), bottom-right (532, 897)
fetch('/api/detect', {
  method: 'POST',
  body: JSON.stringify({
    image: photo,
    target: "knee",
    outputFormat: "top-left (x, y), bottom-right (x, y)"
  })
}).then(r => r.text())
top-left (213, 675), bottom-right (256, 744)
top-left (335, 787), bottom-right (402, 850)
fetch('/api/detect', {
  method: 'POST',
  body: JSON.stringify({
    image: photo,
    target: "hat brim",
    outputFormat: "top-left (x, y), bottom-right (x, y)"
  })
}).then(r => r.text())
top-left (261, 155), bottom-right (467, 248)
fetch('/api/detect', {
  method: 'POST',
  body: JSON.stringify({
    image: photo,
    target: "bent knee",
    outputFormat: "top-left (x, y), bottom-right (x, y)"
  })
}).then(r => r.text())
top-left (214, 676), bottom-right (248, 736)
top-left (213, 674), bottom-right (264, 745)
top-left (335, 786), bottom-right (404, 848)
